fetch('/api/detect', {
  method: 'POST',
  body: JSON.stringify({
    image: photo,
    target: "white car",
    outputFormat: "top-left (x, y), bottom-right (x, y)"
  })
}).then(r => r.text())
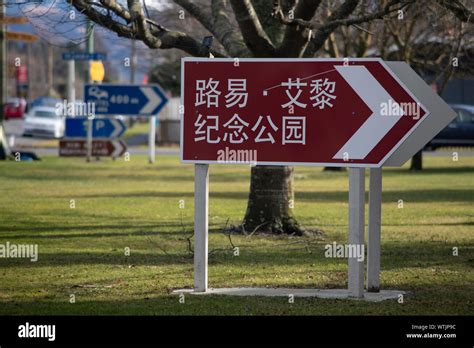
top-left (23, 106), bottom-right (65, 139)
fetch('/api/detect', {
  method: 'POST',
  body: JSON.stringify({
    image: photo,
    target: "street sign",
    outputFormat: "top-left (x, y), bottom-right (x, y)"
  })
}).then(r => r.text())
top-left (16, 66), bottom-right (28, 84)
top-left (84, 84), bottom-right (168, 116)
top-left (0, 16), bottom-right (28, 25)
top-left (181, 58), bottom-right (456, 167)
top-left (62, 52), bottom-right (107, 61)
top-left (65, 118), bottom-right (126, 138)
top-left (59, 139), bottom-right (126, 157)
top-left (6, 31), bottom-right (37, 42)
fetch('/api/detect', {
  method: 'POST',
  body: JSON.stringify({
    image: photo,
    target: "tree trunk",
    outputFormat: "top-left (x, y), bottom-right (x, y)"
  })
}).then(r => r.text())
top-left (242, 165), bottom-right (303, 235)
top-left (410, 150), bottom-right (423, 171)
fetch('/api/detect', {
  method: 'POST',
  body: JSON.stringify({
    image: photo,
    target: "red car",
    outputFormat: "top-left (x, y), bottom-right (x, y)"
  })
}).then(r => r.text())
top-left (4, 97), bottom-right (27, 120)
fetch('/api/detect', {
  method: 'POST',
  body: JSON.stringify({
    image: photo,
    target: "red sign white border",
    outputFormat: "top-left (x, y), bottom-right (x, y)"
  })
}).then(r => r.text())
top-left (180, 57), bottom-right (430, 168)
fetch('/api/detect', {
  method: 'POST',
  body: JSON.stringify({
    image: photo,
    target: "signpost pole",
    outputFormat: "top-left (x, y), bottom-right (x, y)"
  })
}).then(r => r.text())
top-left (367, 168), bottom-right (382, 292)
top-left (348, 167), bottom-right (365, 298)
top-left (86, 19), bottom-right (94, 162)
top-left (0, 4), bottom-right (7, 160)
top-left (194, 164), bottom-right (209, 292)
top-left (148, 115), bottom-right (156, 164)
top-left (67, 60), bottom-right (75, 117)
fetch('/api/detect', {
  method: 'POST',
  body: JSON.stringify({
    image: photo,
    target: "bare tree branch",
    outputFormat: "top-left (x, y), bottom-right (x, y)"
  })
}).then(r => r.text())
top-left (128, 0), bottom-right (161, 47)
top-left (304, 0), bottom-right (415, 57)
top-left (304, 0), bottom-right (361, 57)
top-left (275, 0), bottom-right (323, 57)
top-left (172, 0), bottom-right (215, 34)
top-left (173, 0), bottom-right (250, 57)
top-left (436, 0), bottom-right (473, 23)
top-left (69, 0), bottom-right (227, 57)
top-left (229, 0), bottom-right (275, 56)
top-left (437, 20), bottom-right (465, 93)
top-left (211, 0), bottom-right (251, 57)
top-left (99, 0), bottom-right (131, 22)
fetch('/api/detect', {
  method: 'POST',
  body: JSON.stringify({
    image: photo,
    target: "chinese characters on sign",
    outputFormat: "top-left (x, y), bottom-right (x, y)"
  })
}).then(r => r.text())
top-left (192, 77), bottom-right (336, 146)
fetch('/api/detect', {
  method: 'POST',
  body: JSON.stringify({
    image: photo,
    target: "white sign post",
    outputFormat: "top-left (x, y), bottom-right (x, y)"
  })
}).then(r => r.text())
top-left (367, 168), bottom-right (382, 292)
top-left (194, 164), bottom-right (209, 292)
top-left (86, 117), bottom-right (93, 162)
top-left (67, 60), bottom-right (75, 116)
top-left (348, 167), bottom-right (365, 298)
top-left (149, 115), bottom-right (156, 164)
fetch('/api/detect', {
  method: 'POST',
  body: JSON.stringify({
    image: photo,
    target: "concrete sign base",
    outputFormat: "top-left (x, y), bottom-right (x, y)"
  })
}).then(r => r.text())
top-left (172, 288), bottom-right (405, 302)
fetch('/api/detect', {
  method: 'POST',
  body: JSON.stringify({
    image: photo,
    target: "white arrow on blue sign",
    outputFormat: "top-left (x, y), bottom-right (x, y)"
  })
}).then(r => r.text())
top-left (84, 84), bottom-right (169, 116)
top-left (65, 117), bottom-right (126, 138)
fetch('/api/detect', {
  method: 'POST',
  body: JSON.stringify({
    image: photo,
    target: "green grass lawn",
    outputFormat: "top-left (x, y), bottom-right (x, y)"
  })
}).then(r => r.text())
top-left (0, 154), bottom-right (472, 315)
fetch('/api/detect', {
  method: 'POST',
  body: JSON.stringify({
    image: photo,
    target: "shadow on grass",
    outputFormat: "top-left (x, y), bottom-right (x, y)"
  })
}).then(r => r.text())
top-left (382, 166), bottom-right (474, 175)
top-left (55, 188), bottom-right (474, 203)
top-left (0, 240), bottom-right (470, 271)
top-left (0, 223), bottom-right (225, 239)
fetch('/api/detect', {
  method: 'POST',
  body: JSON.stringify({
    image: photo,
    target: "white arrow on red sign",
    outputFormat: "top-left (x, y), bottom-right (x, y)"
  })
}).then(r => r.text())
top-left (333, 65), bottom-right (424, 162)
top-left (59, 140), bottom-right (126, 157)
top-left (181, 58), bottom-right (457, 167)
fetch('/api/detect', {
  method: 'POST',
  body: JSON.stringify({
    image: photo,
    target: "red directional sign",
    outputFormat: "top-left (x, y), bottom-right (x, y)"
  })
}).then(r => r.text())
top-left (181, 58), bottom-right (456, 167)
top-left (59, 140), bottom-right (126, 157)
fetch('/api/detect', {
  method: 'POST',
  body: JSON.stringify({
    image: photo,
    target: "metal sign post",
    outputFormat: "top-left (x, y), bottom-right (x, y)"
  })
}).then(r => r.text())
top-left (149, 115), bottom-right (156, 164)
top-left (86, 118), bottom-right (93, 162)
top-left (194, 164), bottom-right (209, 292)
top-left (367, 168), bottom-right (382, 292)
top-left (348, 167), bottom-right (365, 298)
top-left (67, 60), bottom-right (75, 117)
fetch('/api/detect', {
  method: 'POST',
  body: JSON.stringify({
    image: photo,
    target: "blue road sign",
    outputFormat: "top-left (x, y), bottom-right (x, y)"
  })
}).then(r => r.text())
top-left (65, 117), bottom-right (126, 138)
top-left (84, 84), bottom-right (169, 116)
top-left (62, 52), bottom-right (107, 61)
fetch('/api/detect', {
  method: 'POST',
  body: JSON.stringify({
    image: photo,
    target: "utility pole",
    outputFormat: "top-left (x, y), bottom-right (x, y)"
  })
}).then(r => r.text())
top-left (67, 55), bottom-right (75, 117)
top-left (27, 42), bottom-right (31, 100)
top-left (0, 3), bottom-right (8, 160)
top-left (47, 45), bottom-right (53, 95)
top-left (129, 39), bottom-right (137, 128)
top-left (86, 19), bottom-right (94, 162)
top-left (130, 39), bottom-right (136, 84)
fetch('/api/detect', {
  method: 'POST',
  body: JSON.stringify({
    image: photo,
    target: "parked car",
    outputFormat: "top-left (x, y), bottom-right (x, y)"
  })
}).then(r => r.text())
top-left (427, 104), bottom-right (474, 150)
top-left (29, 96), bottom-right (62, 110)
top-left (4, 97), bottom-right (27, 120)
top-left (23, 106), bottom-right (65, 139)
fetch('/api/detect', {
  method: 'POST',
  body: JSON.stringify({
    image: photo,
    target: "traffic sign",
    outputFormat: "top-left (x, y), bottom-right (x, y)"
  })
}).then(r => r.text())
top-left (65, 118), bottom-right (126, 138)
top-left (59, 139), bottom-right (126, 157)
top-left (16, 66), bottom-right (28, 84)
top-left (6, 31), bottom-right (37, 42)
top-left (62, 52), bottom-right (107, 61)
top-left (84, 84), bottom-right (168, 116)
top-left (181, 58), bottom-right (456, 167)
top-left (0, 16), bottom-right (28, 25)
